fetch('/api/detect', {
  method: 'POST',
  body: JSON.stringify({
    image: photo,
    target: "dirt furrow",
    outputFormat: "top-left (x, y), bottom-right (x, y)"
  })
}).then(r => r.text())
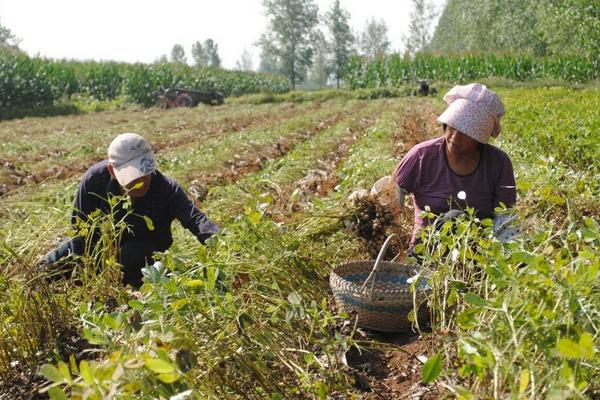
top-left (0, 102), bottom-right (322, 198)
top-left (183, 103), bottom-right (367, 204)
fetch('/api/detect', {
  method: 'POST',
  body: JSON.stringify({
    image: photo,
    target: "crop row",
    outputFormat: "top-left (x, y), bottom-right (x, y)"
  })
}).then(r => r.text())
top-left (0, 101), bottom-right (318, 197)
top-left (344, 53), bottom-right (599, 88)
top-left (0, 99), bottom-right (389, 398)
top-left (0, 51), bottom-right (290, 110)
top-left (1, 90), bottom-right (598, 398)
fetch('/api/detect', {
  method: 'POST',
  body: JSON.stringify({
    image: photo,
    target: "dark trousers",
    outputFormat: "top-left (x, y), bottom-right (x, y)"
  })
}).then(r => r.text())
top-left (43, 237), bottom-right (157, 288)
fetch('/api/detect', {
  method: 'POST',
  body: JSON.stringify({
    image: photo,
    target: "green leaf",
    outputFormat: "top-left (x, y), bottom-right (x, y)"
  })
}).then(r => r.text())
top-left (41, 364), bottom-right (64, 383)
top-left (157, 372), bottom-right (180, 383)
top-left (519, 368), bottom-right (530, 393)
top-left (57, 361), bottom-right (71, 382)
top-left (83, 328), bottom-right (107, 345)
top-left (304, 352), bottom-right (316, 365)
top-left (185, 279), bottom-right (204, 288)
top-left (79, 360), bottom-right (93, 384)
top-left (556, 338), bottom-right (583, 359)
top-left (247, 210), bottom-right (261, 225)
top-left (48, 387), bottom-right (68, 400)
top-left (457, 308), bottom-right (480, 330)
top-left (170, 298), bottom-right (189, 311)
top-left (314, 380), bottom-right (328, 399)
top-left (556, 332), bottom-right (595, 360)
top-left (130, 181), bottom-right (144, 190)
top-left (144, 356), bottom-right (175, 374)
top-left (464, 293), bottom-right (487, 307)
top-left (579, 332), bottom-right (595, 359)
top-left (143, 215), bottom-right (155, 231)
top-left (422, 353), bottom-right (442, 384)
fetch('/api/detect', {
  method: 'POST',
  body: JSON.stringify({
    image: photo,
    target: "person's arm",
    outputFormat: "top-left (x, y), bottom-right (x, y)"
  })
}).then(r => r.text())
top-left (71, 175), bottom-right (97, 228)
top-left (170, 184), bottom-right (219, 244)
top-left (493, 154), bottom-right (516, 210)
top-left (492, 154), bottom-right (519, 242)
top-left (395, 184), bottom-right (408, 209)
top-left (392, 146), bottom-right (421, 206)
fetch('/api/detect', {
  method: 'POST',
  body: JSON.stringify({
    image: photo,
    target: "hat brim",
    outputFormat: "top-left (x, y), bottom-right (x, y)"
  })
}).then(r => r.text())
top-left (112, 151), bottom-right (156, 187)
top-left (437, 99), bottom-right (495, 144)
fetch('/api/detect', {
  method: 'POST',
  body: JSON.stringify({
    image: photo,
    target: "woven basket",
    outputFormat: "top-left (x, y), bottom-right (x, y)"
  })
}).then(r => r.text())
top-left (330, 235), bottom-right (430, 332)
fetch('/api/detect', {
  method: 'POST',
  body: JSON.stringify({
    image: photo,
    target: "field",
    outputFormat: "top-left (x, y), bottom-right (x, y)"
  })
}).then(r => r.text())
top-left (0, 87), bottom-right (599, 399)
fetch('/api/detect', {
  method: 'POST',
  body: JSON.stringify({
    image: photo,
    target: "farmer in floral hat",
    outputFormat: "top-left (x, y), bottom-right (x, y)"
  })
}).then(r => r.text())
top-left (391, 83), bottom-right (517, 249)
top-left (38, 133), bottom-right (218, 287)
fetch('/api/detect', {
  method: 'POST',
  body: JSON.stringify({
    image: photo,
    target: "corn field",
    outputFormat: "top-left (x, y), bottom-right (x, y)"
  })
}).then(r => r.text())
top-left (344, 53), bottom-right (600, 89)
top-left (0, 51), bottom-right (291, 110)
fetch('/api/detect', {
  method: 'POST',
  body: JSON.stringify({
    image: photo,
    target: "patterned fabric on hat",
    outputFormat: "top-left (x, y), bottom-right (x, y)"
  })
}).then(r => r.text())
top-left (437, 83), bottom-right (505, 144)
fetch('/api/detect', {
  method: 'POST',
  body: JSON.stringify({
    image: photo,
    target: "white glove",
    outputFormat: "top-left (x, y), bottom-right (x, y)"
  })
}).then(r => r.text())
top-left (493, 213), bottom-right (520, 243)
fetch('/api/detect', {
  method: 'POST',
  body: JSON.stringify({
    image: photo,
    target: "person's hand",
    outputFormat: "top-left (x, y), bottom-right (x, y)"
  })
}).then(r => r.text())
top-left (141, 261), bottom-right (168, 284)
top-left (34, 257), bottom-right (49, 274)
top-left (493, 213), bottom-right (520, 243)
top-left (434, 209), bottom-right (464, 230)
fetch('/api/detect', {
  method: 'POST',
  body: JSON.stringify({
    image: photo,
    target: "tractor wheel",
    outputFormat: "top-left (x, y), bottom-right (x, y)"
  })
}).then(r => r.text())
top-left (176, 94), bottom-right (193, 107)
top-left (159, 97), bottom-right (168, 109)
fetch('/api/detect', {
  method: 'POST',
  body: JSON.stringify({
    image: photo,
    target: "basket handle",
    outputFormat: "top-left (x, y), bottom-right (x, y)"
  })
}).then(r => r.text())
top-left (359, 234), bottom-right (397, 299)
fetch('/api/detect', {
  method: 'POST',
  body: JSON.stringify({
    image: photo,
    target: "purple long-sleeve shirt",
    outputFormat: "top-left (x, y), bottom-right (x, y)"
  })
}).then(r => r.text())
top-left (393, 136), bottom-right (516, 245)
top-left (72, 160), bottom-right (218, 250)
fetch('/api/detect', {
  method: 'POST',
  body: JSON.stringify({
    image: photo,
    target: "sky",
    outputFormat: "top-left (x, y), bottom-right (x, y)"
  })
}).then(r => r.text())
top-left (0, 0), bottom-right (445, 69)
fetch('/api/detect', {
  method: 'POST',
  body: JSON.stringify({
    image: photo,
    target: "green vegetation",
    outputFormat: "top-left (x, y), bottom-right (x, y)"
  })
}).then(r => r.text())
top-left (1, 88), bottom-right (598, 398)
top-left (0, 51), bottom-right (290, 111)
top-left (429, 0), bottom-right (599, 61)
top-left (344, 53), bottom-right (599, 88)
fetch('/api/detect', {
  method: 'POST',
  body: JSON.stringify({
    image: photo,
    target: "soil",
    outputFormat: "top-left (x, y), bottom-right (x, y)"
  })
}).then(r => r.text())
top-left (288, 121), bottom-right (372, 211)
top-left (0, 325), bottom-right (95, 400)
top-left (186, 104), bottom-right (365, 205)
top-left (346, 332), bottom-right (443, 399)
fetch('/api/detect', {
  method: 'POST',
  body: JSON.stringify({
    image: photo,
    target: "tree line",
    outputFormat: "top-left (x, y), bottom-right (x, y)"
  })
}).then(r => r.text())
top-left (162, 0), bottom-right (436, 90)
top-left (2, 0), bottom-right (438, 91)
top-left (4, 0), bottom-right (596, 92)
top-left (427, 0), bottom-right (599, 61)
top-left (256, 0), bottom-right (438, 90)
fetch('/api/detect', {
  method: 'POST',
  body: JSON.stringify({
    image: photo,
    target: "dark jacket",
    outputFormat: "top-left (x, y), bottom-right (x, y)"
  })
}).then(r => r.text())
top-left (72, 160), bottom-right (218, 251)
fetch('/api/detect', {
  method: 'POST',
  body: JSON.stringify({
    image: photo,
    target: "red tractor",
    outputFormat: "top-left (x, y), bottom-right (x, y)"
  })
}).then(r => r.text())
top-left (159, 88), bottom-right (224, 109)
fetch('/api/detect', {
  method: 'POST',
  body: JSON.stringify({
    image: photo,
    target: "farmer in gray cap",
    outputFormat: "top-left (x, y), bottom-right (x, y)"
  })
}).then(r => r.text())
top-left (39, 133), bottom-right (218, 287)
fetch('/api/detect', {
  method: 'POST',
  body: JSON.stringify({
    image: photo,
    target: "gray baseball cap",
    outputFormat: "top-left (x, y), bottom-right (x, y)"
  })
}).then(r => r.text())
top-left (107, 133), bottom-right (156, 186)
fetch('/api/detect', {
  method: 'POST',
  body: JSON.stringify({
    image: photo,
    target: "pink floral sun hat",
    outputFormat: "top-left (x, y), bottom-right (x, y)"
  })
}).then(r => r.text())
top-left (437, 83), bottom-right (505, 144)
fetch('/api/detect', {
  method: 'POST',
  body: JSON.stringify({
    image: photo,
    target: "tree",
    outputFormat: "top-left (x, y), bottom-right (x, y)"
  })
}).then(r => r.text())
top-left (191, 39), bottom-right (221, 67)
top-left (402, 0), bottom-right (438, 57)
top-left (537, 0), bottom-right (600, 61)
top-left (427, 0), bottom-right (593, 57)
top-left (191, 41), bottom-right (209, 66)
top-left (0, 19), bottom-right (20, 51)
top-left (307, 31), bottom-right (331, 88)
top-left (259, 0), bottom-right (319, 90)
top-left (236, 49), bottom-right (254, 71)
top-left (203, 39), bottom-right (221, 68)
top-left (258, 42), bottom-right (280, 74)
top-left (170, 44), bottom-right (187, 64)
top-left (154, 54), bottom-right (169, 64)
top-left (359, 18), bottom-right (390, 59)
top-left (325, 0), bottom-right (354, 88)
